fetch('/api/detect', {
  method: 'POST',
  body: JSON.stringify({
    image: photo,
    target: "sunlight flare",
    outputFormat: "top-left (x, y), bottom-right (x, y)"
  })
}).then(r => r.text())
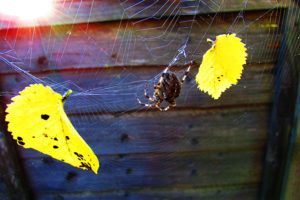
top-left (0, 0), bottom-right (54, 20)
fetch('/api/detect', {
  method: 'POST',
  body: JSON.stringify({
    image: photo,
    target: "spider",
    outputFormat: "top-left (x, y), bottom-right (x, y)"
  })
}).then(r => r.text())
top-left (137, 60), bottom-right (193, 111)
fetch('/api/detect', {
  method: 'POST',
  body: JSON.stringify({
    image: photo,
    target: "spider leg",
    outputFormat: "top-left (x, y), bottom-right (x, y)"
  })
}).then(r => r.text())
top-left (144, 88), bottom-right (157, 102)
top-left (142, 83), bottom-right (158, 103)
top-left (162, 101), bottom-right (176, 112)
top-left (153, 80), bottom-right (158, 89)
top-left (180, 60), bottom-right (193, 85)
top-left (137, 97), bottom-right (163, 111)
top-left (137, 97), bottom-right (155, 107)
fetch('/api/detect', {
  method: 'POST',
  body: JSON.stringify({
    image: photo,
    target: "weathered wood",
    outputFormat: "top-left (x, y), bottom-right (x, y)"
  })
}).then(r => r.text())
top-left (0, 5), bottom-right (285, 199)
top-left (0, 10), bottom-right (281, 73)
top-left (284, 112), bottom-right (300, 200)
top-left (0, 116), bottom-right (33, 199)
top-left (0, 66), bottom-right (32, 198)
top-left (260, 2), bottom-right (300, 200)
top-left (18, 106), bottom-right (268, 158)
top-left (1, 63), bottom-right (274, 113)
top-left (0, 159), bottom-right (9, 200)
top-left (23, 150), bottom-right (263, 192)
top-left (36, 185), bottom-right (258, 200)
top-left (0, 0), bottom-right (290, 29)
top-left (0, 189), bottom-right (9, 200)
top-left (279, 2), bottom-right (300, 200)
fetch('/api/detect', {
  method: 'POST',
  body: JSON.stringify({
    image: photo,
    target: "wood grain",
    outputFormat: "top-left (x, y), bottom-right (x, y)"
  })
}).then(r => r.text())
top-left (23, 150), bottom-right (263, 192)
top-left (18, 106), bottom-right (268, 158)
top-left (273, 3), bottom-right (300, 199)
top-left (285, 123), bottom-right (300, 200)
top-left (260, 2), bottom-right (299, 199)
top-left (1, 63), bottom-right (274, 113)
top-left (0, 127), bottom-right (32, 199)
top-left (0, 6), bottom-right (283, 198)
top-left (35, 185), bottom-right (258, 200)
top-left (0, 0), bottom-right (289, 29)
top-left (0, 10), bottom-right (282, 73)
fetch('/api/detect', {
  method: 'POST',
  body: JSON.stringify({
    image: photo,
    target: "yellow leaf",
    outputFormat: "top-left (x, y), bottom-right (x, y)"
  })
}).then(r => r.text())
top-left (196, 34), bottom-right (247, 99)
top-left (5, 84), bottom-right (99, 174)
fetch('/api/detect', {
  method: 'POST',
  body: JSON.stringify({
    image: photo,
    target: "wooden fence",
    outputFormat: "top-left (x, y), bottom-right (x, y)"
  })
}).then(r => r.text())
top-left (0, 0), bottom-right (298, 199)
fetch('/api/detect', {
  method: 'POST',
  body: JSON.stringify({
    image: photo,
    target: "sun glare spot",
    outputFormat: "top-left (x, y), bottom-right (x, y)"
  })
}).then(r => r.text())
top-left (0, 0), bottom-right (54, 20)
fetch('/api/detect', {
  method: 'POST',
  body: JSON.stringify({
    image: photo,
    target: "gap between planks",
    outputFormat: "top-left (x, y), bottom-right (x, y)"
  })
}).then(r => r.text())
top-left (35, 182), bottom-right (259, 197)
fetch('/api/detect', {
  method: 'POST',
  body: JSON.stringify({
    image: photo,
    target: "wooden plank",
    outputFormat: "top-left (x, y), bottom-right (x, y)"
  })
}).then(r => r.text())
top-left (0, 0), bottom-right (290, 29)
top-left (0, 190), bottom-right (9, 200)
top-left (260, 2), bottom-right (300, 200)
top-left (1, 63), bottom-right (274, 113)
top-left (0, 167), bottom-right (9, 200)
top-left (23, 150), bottom-right (263, 192)
top-left (0, 75), bottom-right (32, 198)
top-left (285, 114), bottom-right (300, 200)
top-left (280, 2), bottom-right (300, 200)
top-left (36, 185), bottom-right (258, 200)
top-left (18, 106), bottom-right (268, 158)
top-left (0, 122), bottom-right (32, 199)
top-left (0, 10), bottom-right (282, 73)
top-left (0, 179), bottom-right (7, 193)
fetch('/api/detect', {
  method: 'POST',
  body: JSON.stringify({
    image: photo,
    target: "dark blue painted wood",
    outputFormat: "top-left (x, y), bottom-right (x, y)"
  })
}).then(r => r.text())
top-left (24, 150), bottom-right (262, 193)
top-left (35, 186), bottom-right (258, 200)
top-left (18, 107), bottom-right (268, 159)
top-left (0, 11), bottom-right (280, 74)
top-left (1, 63), bottom-right (273, 114)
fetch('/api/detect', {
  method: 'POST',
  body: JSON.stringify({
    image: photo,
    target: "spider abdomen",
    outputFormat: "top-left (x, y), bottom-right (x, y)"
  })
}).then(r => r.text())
top-left (156, 72), bottom-right (181, 103)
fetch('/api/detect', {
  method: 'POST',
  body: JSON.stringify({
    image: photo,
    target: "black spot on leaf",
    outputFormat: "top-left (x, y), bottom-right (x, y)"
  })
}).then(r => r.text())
top-left (66, 136), bottom-right (70, 140)
top-left (54, 137), bottom-right (58, 141)
top-left (79, 162), bottom-right (92, 170)
top-left (17, 137), bottom-right (23, 141)
top-left (18, 141), bottom-right (25, 146)
top-left (53, 145), bottom-right (58, 149)
top-left (41, 114), bottom-right (50, 120)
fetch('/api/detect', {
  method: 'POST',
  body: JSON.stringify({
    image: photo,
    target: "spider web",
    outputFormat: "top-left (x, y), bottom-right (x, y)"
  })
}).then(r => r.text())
top-left (0, 0), bottom-right (294, 198)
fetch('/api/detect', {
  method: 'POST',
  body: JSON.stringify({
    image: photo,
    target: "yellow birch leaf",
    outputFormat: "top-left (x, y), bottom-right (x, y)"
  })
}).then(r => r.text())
top-left (5, 84), bottom-right (99, 174)
top-left (196, 33), bottom-right (247, 99)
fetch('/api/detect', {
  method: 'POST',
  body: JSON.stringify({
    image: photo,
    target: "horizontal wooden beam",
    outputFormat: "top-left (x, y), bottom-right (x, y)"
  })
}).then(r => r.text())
top-left (36, 184), bottom-right (258, 200)
top-left (0, 10), bottom-right (282, 72)
top-left (0, 0), bottom-right (290, 29)
top-left (1, 63), bottom-right (274, 113)
top-left (17, 106), bottom-right (268, 158)
top-left (24, 150), bottom-right (263, 192)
